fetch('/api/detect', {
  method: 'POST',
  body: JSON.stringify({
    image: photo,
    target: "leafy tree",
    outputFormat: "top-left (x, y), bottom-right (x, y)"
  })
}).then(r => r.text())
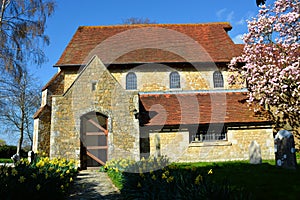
top-left (0, 0), bottom-right (55, 76)
top-left (122, 17), bottom-right (156, 24)
top-left (0, 139), bottom-right (6, 146)
top-left (229, 0), bottom-right (300, 131)
top-left (0, 68), bottom-right (41, 155)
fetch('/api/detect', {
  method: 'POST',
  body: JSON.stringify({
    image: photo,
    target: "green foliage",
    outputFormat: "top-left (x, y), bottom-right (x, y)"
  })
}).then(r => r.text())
top-left (106, 168), bottom-right (123, 189)
top-left (0, 145), bottom-right (27, 158)
top-left (0, 153), bottom-right (78, 200)
top-left (104, 156), bottom-right (170, 190)
top-left (0, 158), bottom-right (12, 163)
top-left (0, 139), bottom-right (6, 146)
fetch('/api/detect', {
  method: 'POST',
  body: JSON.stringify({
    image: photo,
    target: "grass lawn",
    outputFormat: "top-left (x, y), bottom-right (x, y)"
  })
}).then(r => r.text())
top-left (175, 160), bottom-right (300, 200)
top-left (0, 158), bottom-right (13, 163)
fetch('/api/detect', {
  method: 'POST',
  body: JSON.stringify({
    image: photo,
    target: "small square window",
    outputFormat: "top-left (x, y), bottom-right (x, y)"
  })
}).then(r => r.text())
top-left (91, 81), bottom-right (97, 91)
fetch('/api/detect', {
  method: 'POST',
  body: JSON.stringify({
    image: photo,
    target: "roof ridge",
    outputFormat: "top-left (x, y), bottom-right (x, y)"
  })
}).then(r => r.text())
top-left (78, 22), bottom-right (231, 29)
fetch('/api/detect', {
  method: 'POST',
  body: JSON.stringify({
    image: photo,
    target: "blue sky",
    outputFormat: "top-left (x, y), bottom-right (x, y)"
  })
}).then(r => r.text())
top-left (32, 0), bottom-right (266, 86)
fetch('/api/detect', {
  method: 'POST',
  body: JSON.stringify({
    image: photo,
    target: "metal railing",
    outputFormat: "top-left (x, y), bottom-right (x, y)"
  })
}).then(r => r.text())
top-left (192, 133), bottom-right (226, 142)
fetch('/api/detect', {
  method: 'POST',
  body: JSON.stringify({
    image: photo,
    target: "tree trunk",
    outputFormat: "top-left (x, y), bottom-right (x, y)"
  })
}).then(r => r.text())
top-left (17, 85), bottom-right (26, 156)
top-left (16, 108), bottom-right (24, 155)
top-left (0, 0), bottom-right (8, 27)
top-left (17, 129), bottom-right (23, 155)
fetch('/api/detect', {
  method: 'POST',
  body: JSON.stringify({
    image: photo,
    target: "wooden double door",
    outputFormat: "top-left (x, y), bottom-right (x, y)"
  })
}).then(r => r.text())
top-left (80, 112), bottom-right (108, 169)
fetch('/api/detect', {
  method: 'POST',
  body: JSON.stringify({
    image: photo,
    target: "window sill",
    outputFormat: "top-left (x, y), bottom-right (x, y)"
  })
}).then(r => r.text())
top-left (126, 89), bottom-right (138, 92)
top-left (169, 88), bottom-right (182, 91)
top-left (189, 141), bottom-right (232, 147)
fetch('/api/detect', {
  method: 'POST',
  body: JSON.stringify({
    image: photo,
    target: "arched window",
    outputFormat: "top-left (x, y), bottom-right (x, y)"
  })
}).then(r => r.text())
top-left (170, 72), bottom-right (180, 89)
top-left (126, 72), bottom-right (137, 90)
top-left (213, 71), bottom-right (224, 88)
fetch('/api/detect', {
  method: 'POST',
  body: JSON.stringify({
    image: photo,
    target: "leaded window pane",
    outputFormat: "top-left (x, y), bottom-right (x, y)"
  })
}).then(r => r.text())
top-left (170, 72), bottom-right (180, 89)
top-left (213, 71), bottom-right (224, 88)
top-left (126, 72), bottom-right (137, 90)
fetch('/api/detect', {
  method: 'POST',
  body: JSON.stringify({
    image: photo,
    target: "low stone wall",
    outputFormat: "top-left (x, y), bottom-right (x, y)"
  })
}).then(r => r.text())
top-left (149, 127), bottom-right (275, 162)
top-left (149, 132), bottom-right (189, 162)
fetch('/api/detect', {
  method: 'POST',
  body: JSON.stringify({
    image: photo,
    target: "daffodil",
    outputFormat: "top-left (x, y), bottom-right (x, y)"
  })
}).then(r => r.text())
top-left (208, 169), bottom-right (213, 175)
top-left (36, 160), bottom-right (45, 168)
top-left (31, 173), bottom-right (37, 179)
top-left (137, 182), bottom-right (142, 188)
top-left (18, 176), bottom-right (25, 183)
top-left (11, 169), bottom-right (18, 176)
top-left (151, 175), bottom-right (156, 180)
top-left (139, 173), bottom-right (145, 178)
top-left (167, 176), bottom-right (174, 183)
top-left (195, 175), bottom-right (203, 185)
top-left (36, 184), bottom-right (41, 191)
top-left (162, 173), bottom-right (167, 179)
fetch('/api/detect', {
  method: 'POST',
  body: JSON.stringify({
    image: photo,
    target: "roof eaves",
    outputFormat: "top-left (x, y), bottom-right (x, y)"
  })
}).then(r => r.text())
top-left (33, 105), bottom-right (50, 119)
top-left (42, 71), bottom-right (62, 91)
top-left (53, 64), bottom-right (84, 68)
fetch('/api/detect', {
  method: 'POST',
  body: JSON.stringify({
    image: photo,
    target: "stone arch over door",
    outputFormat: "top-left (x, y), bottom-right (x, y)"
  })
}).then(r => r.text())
top-left (80, 111), bottom-right (108, 169)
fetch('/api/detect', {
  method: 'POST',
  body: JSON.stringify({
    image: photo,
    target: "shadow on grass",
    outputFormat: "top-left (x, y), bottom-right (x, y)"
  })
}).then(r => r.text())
top-left (176, 161), bottom-right (300, 200)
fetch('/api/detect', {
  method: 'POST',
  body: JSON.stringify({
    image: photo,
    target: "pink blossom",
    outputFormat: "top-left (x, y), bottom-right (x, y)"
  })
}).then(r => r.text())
top-left (229, 0), bottom-right (300, 128)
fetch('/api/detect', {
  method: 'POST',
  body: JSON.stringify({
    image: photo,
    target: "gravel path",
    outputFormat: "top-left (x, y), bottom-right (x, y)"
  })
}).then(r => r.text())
top-left (67, 170), bottom-right (123, 200)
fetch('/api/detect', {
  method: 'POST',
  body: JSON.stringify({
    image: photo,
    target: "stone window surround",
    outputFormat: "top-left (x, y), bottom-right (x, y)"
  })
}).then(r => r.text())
top-left (169, 71), bottom-right (181, 89)
top-left (126, 72), bottom-right (137, 90)
top-left (213, 71), bottom-right (224, 88)
top-left (190, 141), bottom-right (232, 147)
top-left (192, 124), bottom-right (227, 143)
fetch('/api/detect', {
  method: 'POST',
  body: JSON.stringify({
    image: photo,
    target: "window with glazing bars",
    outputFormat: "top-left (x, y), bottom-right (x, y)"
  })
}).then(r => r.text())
top-left (213, 71), bottom-right (224, 88)
top-left (126, 72), bottom-right (137, 90)
top-left (170, 71), bottom-right (180, 89)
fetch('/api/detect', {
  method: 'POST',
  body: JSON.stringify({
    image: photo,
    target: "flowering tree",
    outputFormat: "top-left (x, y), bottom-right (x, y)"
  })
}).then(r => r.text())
top-left (229, 0), bottom-right (300, 130)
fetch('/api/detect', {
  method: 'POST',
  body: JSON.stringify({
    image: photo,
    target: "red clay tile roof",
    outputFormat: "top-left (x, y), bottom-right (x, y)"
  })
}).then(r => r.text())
top-left (55, 23), bottom-right (243, 66)
top-left (33, 105), bottom-right (50, 119)
top-left (139, 92), bottom-right (269, 126)
top-left (42, 70), bottom-right (62, 91)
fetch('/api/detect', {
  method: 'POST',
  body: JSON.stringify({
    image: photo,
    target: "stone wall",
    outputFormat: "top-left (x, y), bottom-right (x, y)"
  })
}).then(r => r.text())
top-left (63, 69), bottom-right (79, 92)
top-left (50, 56), bottom-right (140, 167)
top-left (46, 71), bottom-right (65, 104)
top-left (33, 71), bottom-right (64, 155)
top-left (148, 126), bottom-right (274, 162)
top-left (149, 131), bottom-right (190, 162)
top-left (110, 64), bottom-right (243, 92)
top-left (32, 106), bottom-right (51, 156)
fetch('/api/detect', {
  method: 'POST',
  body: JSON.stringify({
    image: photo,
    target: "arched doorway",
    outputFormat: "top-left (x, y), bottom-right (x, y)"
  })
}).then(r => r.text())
top-left (80, 112), bottom-right (108, 169)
